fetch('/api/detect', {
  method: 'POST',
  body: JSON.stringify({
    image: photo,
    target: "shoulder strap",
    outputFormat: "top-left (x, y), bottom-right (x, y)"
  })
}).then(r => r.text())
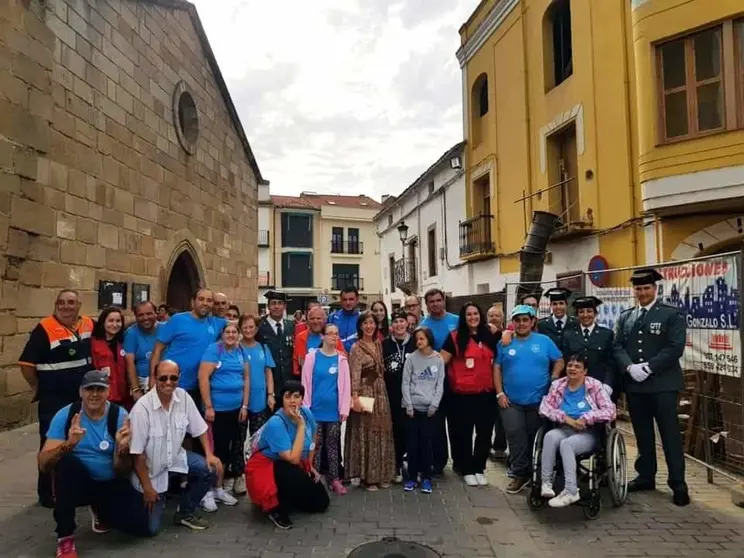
top-left (64, 401), bottom-right (83, 437)
top-left (107, 404), bottom-right (120, 440)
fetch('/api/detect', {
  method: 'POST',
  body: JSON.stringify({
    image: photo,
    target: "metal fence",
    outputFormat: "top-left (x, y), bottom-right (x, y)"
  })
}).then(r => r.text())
top-left (506, 251), bottom-right (744, 481)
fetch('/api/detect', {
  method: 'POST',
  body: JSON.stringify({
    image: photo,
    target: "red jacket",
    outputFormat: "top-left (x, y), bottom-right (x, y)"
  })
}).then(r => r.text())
top-left (90, 337), bottom-right (132, 409)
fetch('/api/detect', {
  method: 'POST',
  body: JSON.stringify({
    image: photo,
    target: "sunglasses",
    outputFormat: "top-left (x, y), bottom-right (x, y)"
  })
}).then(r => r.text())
top-left (157, 375), bottom-right (179, 383)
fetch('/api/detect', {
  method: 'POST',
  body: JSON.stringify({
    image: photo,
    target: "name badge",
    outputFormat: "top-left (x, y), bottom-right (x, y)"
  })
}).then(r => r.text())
top-left (577, 401), bottom-right (586, 409)
top-left (431, 365), bottom-right (438, 373)
top-left (391, 361), bottom-right (398, 370)
top-left (99, 440), bottom-right (110, 451)
top-left (309, 442), bottom-right (316, 451)
top-left (465, 358), bottom-right (475, 369)
top-left (145, 351), bottom-right (152, 359)
top-left (216, 361), bottom-right (222, 369)
top-left (119, 349), bottom-right (126, 357)
top-left (329, 366), bottom-right (337, 375)
top-left (507, 349), bottom-right (516, 357)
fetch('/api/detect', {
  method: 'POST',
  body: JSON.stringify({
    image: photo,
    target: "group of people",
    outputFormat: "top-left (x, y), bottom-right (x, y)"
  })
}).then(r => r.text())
top-left (17, 267), bottom-right (690, 557)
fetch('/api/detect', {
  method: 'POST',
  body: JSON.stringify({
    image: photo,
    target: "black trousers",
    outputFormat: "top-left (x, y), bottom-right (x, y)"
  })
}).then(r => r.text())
top-left (54, 454), bottom-right (152, 538)
top-left (273, 459), bottom-right (330, 516)
top-left (185, 388), bottom-right (206, 456)
top-left (451, 392), bottom-right (496, 475)
top-left (406, 411), bottom-right (434, 480)
top-left (432, 385), bottom-right (451, 473)
top-left (391, 407), bottom-right (407, 473)
top-left (212, 409), bottom-right (246, 479)
top-left (626, 390), bottom-right (686, 489)
top-left (39, 397), bottom-right (74, 505)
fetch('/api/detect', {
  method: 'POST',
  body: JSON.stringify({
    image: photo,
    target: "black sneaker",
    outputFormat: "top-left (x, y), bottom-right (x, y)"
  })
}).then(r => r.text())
top-left (268, 510), bottom-right (293, 530)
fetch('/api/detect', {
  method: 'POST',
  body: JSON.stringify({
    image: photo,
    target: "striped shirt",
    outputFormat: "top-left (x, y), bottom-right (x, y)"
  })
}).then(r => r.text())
top-left (128, 387), bottom-right (207, 493)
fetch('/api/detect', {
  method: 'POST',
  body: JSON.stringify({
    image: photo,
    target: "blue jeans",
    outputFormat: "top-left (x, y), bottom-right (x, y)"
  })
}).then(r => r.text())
top-left (180, 451), bottom-right (216, 515)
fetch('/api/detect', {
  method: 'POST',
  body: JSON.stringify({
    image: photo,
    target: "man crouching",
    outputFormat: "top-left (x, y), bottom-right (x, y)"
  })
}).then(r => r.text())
top-left (39, 370), bottom-right (149, 558)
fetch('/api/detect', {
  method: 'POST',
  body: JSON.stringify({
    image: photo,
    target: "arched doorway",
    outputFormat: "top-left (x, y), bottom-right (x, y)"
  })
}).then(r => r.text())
top-left (670, 216), bottom-right (744, 260)
top-left (166, 250), bottom-right (200, 312)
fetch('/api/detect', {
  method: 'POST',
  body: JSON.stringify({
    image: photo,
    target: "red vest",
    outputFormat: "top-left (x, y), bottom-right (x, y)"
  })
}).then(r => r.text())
top-left (447, 332), bottom-right (495, 394)
top-left (90, 337), bottom-right (132, 409)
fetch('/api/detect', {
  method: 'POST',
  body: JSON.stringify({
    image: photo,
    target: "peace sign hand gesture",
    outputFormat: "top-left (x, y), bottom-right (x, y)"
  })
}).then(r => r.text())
top-left (67, 413), bottom-right (87, 447)
top-left (115, 418), bottom-right (131, 450)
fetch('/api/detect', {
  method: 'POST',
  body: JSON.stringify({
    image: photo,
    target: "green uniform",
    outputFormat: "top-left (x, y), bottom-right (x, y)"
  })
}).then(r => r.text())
top-left (562, 324), bottom-right (616, 392)
top-left (613, 301), bottom-right (687, 488)
top-left (537, 315), bottom-right (578, 352)
top-left (257, 317), bottom-right (295, 394)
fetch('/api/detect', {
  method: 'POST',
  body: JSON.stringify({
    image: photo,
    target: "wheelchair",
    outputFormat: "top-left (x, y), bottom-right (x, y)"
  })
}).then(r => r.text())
top-left (526, 421), bottom-right (628, 520)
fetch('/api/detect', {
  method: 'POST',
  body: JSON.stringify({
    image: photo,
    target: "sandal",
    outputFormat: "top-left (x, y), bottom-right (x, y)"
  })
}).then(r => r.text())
top-left (365, 484), bottom-right (379, 492)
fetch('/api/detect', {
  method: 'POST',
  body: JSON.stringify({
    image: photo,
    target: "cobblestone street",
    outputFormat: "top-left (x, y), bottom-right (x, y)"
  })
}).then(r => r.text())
top-left (1, 423), bottom-right (743, 558)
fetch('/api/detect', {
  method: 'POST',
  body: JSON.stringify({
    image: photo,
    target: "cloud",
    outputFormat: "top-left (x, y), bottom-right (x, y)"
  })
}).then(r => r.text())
top-left (190, 0), bottom-right (477, 199)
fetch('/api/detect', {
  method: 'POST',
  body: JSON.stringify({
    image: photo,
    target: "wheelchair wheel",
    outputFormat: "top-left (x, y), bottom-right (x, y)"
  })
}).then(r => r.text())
top-left (606, 429), bottom-right (628, 507)
top-left (583, 494), bottom-right (601, 520)
top-left (526, 425), bottom-right (546, 511)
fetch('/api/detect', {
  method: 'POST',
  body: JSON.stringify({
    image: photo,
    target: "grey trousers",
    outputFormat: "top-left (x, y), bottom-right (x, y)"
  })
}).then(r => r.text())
top-left (540, 426), bottom-right (597, 495)
top-left (500, 404), bottom-right (541, 478)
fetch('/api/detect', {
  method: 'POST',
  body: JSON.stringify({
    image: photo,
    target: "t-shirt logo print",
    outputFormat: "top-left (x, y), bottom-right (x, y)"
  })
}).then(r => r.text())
top-left (531, 344), bottom-right (541, 353)
top-left (419, 367), bottom-right (435, 380)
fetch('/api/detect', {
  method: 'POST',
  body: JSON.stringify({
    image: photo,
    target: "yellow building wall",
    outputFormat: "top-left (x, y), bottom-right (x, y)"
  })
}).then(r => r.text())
top-left (633, 0), bottom-right (744, 184)
top-left (461, 0), bottom-right (642, 274)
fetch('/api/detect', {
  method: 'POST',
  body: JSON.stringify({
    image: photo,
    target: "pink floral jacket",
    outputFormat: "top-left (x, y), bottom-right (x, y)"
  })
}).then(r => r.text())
top-left (539, 376), bottom-right (616, 425)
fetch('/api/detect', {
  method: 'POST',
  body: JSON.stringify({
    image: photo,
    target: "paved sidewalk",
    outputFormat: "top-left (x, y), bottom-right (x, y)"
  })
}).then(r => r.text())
top-left (0, 422), bottom-right (743, 558)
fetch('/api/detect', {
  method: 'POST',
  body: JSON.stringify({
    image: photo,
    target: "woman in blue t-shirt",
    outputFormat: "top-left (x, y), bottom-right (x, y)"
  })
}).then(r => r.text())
top-left (239, 314), bottom-right (276, 436)
top-left (197, 322), bottom-right (245, 510)
top-left (245, 380), bottom-right (329, 530)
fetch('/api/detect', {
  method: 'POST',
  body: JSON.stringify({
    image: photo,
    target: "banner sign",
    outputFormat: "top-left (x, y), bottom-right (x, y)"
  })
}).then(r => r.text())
top-left (592, 255), bottom-right (740, 378)
top-left (659, 256), bottom-right (740, 378)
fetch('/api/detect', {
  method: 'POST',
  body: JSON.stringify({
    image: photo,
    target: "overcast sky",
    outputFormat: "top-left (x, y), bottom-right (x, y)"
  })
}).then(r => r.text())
top-left (190, 0), bottom-right (477, 200)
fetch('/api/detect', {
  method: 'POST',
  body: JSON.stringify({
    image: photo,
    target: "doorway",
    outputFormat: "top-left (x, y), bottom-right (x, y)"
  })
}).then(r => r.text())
top-left (166, 250), bottom-right (200, 312)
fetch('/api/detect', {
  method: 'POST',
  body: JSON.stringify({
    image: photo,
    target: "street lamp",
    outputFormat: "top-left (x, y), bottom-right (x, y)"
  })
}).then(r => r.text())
top-left (397, 221), bottom-right (409, 244)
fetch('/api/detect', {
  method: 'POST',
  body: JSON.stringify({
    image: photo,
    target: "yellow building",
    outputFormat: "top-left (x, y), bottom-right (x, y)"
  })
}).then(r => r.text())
top-left (632, 0), bottom-right (744, 261)
top-left (457, 0), bottom-right (744, 280)
top-left (265, 193), bottom-right (382, 313)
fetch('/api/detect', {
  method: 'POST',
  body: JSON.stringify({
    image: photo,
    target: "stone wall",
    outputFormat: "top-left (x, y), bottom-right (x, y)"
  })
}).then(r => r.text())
top-left (0, 0), bottom-right (261, 428)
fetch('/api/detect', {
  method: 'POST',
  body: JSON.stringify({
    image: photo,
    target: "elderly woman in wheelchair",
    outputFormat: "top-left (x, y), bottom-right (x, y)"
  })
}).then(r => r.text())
top-left (534, 354), bottom-right (618, 511)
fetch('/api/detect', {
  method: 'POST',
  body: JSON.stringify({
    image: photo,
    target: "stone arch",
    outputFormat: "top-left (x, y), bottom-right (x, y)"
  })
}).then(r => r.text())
top-left (160, 233), bottom-right (207, 312)
top-left (670, 216), bottom-right (744, 260)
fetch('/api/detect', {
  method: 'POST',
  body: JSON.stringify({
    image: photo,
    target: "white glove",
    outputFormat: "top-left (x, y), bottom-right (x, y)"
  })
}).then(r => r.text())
top-left (601, 384), bottom-right (613, 397)
top-left (628, 364), bottom-right (649, 383)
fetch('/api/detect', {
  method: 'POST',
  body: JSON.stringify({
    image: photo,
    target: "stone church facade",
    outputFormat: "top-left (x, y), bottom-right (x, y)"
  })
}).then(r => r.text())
top-left (0, 0), bottom-right (264, 427)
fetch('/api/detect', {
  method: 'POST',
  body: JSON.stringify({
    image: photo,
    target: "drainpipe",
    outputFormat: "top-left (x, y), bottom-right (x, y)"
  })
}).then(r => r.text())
top-left (620, 0), bottom-right (641, 264)
top-left (520, 1), bottom-right (534, 238)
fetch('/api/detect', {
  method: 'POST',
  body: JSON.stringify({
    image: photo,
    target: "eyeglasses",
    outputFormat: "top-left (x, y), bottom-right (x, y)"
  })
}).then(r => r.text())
top-left (157, 375), bottom-right (179, 383)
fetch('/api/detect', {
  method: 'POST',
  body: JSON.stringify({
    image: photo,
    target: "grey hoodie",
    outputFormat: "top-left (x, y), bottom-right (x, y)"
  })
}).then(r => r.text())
top-left (401, 350), bottom-right (445, 413)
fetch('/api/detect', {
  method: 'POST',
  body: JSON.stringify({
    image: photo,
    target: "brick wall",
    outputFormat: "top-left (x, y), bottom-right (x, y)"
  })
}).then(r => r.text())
top-left (0, 0), bottom-right (260, 429)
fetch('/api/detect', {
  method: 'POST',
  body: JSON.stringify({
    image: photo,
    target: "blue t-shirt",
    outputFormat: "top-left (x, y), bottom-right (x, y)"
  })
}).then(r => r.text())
top-left (310, 351), bottom-right (340, 422)
top-left (201, 342), bottom-right (245, 412)
top-left (123, 324), bottom-right (158, 380)
top-left (420, 313), bottom-right (459, 350)
top-left (496, 333), bottom-right (562, 405)
top-left (242, 342), bottom-right (276, 413)
top-left (46, 403), bottom-right (128, 481)
top-left (560, 384), bottom-right (588, 419)
top-left (156, 313), bottom-right (227, 391)
top-left (306, 332), bottom-right (322, 352)
top-left (259, 407), bottom-right (317, 461)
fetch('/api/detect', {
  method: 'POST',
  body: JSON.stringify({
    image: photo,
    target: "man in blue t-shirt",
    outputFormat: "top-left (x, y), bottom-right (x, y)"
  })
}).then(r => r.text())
top-left (38, 371), bottom-right (155, 557)
top-left (494, 305), bottom-right (564, 494)
top-left (124, 301), bottom-right (159, 402)
top-left (419, 288), bottom-right (459, 475)
top-left (328, 286), bottom-right (360, 352)
top-left (150, 288), bottom-right (226, 407)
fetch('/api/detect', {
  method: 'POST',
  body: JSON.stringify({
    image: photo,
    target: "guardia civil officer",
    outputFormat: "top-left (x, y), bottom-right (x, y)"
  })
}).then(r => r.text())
top-left (613, 268), bottom-right (689, 506)
top-left (537, 288), bottom-right (578, 352)
top-left (562, 296), bottom-right (617, 396)
top-left (257, 291), bottom-right (295, 398)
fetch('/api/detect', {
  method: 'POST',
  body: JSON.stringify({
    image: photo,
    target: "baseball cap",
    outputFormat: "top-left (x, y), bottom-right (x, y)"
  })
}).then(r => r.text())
top-left (511, 304), bottom-right (537, 319)
top-left (81, 370), bottom-right (109, 389)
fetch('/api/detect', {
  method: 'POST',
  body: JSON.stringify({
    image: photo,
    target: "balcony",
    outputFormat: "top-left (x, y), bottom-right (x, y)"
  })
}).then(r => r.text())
top-left (331, 276), bottom-right (364, 291)
top-left (258, 271), bottom-right (272, 287)
top-left (393, 258), bottom-right (417, 295)
top-left (258, 230), bottom-right (270, 247)
top-left (459, 214), bottom-right (496, 259)
top-left (548, 177), bottom-right (594, 240)
top-left (330, 240), bottom-right (363, 255)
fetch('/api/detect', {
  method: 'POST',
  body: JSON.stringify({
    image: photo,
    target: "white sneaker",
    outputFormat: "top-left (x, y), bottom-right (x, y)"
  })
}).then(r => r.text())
top-left (233, 475), bottom-right (247, 495)
top-left (351, 477), bottom-right (361, 487)
top-left (463, 474), bottom-right (478, 487)
top-left (201, 490), bottom-right (218, 512)
top-left (214, 487), bottom-right (238, 506)
top-left (393, 474), bottom-right (403, 484)
top-left (223, 478), bottom-right (234, 492)
top-left (474, 473), bottom-right (488, 486)
top-left (541, 482), bottom-right (555, 498)
top-left (548, 489), bottom-right (580, 508)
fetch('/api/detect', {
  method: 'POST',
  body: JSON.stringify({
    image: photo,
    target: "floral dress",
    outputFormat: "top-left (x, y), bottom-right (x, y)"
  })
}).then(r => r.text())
top-left (344, 340), bottom-right (396, 485)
